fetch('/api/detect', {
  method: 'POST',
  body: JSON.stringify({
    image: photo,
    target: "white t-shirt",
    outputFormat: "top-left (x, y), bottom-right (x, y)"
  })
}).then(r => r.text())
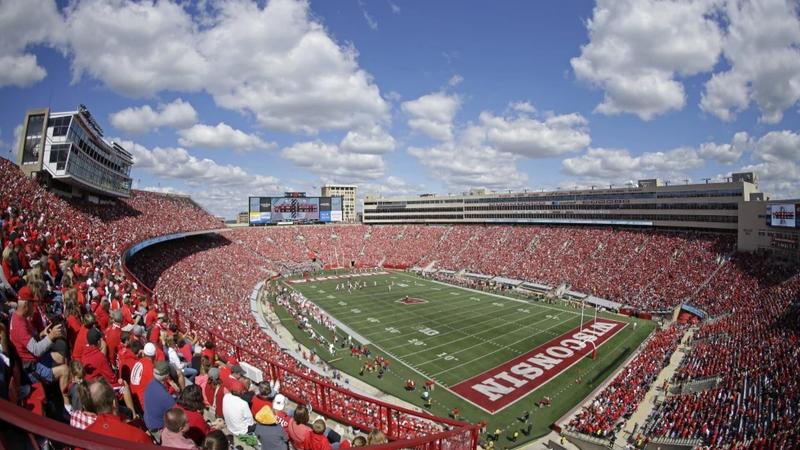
top-left (222, 392), bottom-right (255, 435)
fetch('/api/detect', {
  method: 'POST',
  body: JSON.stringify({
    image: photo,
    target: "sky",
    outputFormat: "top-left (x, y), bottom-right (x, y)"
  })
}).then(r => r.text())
top-left (0, 0), bottom-right (799, 219)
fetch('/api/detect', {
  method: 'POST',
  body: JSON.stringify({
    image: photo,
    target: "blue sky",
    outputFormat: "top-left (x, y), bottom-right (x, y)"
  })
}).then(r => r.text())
top-left (1, 0), bottom-right (799, 218)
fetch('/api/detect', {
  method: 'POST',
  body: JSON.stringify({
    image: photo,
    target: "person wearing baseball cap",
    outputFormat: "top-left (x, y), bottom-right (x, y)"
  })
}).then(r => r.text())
top-left (254, 405), bottom-right (289, 450)
top-left (129, 341), bottom-right (157, 412)
top-left (80, 327), bottom-right (117, 387)
top-left (272, 394), bottom-right (291, 431)
top-left (143, 361), bottom-right (176, 431)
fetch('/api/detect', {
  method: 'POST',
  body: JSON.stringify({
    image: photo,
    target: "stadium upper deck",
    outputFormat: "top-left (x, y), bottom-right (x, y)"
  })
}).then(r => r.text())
top-left (364, 173), bottom-right (760, 231)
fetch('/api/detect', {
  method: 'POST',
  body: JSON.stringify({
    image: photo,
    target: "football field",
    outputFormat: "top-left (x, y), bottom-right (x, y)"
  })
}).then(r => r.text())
top-left (274, 270), bottom-right (654, 442)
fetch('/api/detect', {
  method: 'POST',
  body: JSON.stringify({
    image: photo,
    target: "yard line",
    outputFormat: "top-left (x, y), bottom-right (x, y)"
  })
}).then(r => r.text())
top-left (394, 307), bottom-right (555, 357)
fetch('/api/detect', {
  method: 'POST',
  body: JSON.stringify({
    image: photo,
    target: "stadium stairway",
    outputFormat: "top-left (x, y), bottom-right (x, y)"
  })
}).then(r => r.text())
top-left (612, 328), bottom-right (694, 447)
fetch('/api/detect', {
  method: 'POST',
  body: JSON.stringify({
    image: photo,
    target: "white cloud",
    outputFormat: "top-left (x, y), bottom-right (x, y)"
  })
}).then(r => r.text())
top-left (339, 125), bottom-right (396, 154)
top-left (63, 0), bottom-right (389, 134)
top-left (109, 99), bottom-right (198, 134)
top-left (401, 92), bottom-right (461, 141)
top-left (408, 139), bottom-right (528, 190)
top-left (177, 122), bottom-right (274, 151)
top-left (697, 131), bottom-right (750, 164)
top-left (388, 1), bottom-right (401, 14)
top-left (509, 101), bottom-right (536, 114)
top-left (479, 111), bottom-right (590, 157)
top-left (751, 130), bottom-right (800, 163)
top-left (571, 0), bottom-right (722, 120)
top-left (0, 0), bottom-right (65, 87)
top-left (701, 0), bottom-right (800, 124)
top-left (360, 0), bottom-right (378, 31)
top-left (447, 74), bottom-right (464, 87)
top-left (282, 141), bottom-right (385, 182)
top-left (562, 146), bottom-right (704, 179)
top-left (120, 139), bottom-right (283, 218)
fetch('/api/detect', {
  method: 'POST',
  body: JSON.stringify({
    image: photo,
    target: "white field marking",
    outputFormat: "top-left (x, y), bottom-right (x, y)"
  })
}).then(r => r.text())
top-left (369, 298), bottom-right (546, 347)
top-left (327, 295), bottom-right (336, 299)
top-left (449, 292), bottom-right (459, 295)
top-left (312, 273), bottom-right (574, 341)
top-left (429, 314), bottom-right (586, 377)
top-left (394, 306), bottom-right (556, 357)
top-left (319, 288), bottom-right (510, 334)
top-left (418, 274), bottom-right (581, 316)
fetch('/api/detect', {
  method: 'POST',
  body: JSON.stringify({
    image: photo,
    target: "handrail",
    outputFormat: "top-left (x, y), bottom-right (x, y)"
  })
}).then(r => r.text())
top-left (0, 398), bottom-right (175, 449)
top-left (119, 230), bottom-right (480, 450)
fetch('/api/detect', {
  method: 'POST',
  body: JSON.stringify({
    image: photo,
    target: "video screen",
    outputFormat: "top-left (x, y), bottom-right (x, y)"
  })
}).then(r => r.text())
top-left (271, 197), bottom-right (320, 221)
top-left (768, 203), bottom-right (797, 228)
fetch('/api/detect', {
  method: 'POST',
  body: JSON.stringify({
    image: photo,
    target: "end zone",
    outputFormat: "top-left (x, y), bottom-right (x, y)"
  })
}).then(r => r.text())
top-left (451, 318), bottom-right (627, 413)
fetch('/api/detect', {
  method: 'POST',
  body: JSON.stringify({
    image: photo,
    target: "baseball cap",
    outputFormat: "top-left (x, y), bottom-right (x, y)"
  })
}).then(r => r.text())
top-left (154, 361), bottom-right (170, 377)
top-left (255, 406), bottom-right (277, 425)
top-left (17, 286), bottom-right (34, 302)
top-left (272, 394), bottom-right (286, 411)
top-left (208, 368), bottom-right (220, 381)
top-left (143, 342), bottom-right (157, 357)
top-left (87, 328), bottom-right (103, 346)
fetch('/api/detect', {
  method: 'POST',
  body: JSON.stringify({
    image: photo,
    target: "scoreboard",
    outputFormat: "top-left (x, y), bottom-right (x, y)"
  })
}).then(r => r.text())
top-left (249, 196), bottom-right (343, 225)
top-left (767, 203), bottom-right (798, 228)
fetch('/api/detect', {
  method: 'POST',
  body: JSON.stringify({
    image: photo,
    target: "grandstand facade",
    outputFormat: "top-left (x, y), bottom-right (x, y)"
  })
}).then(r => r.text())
top-left (364, 173), bottom-right (760, 232)
top-left (17, 105), bottom-right (133, 198)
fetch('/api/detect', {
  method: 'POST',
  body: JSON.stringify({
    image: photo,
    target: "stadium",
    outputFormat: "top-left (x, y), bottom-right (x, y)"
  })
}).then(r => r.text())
top-left (1, 1), bottom-right (800, 450)
top-left (0, 104), bottom-right (799, 450)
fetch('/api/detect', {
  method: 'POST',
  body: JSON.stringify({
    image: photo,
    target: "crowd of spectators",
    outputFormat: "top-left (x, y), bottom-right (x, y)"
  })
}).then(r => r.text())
top-left (568, 325), bottom-right (684, 438)
top-left (228, 225), bottom-right (737, 314)
top-left (642, 263), bottom-right (800, 449)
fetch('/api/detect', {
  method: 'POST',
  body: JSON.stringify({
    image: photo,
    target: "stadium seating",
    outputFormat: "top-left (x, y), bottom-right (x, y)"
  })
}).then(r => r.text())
top-left (567, 324), bottom-right (684, 438)
top-left (2, 155), bottom-right (798, 449)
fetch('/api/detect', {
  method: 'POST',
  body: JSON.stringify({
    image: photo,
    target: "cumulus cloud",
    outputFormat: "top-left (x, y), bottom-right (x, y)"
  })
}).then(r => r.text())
top-left (408, 139), bottom-right (528, 190)
top-left (740, 130), bottom-right (800, 197)
top-left (571, 0), bottom-right (722, 120)
top-left (479, 111), bottom-right (590, 157)
top-left (119, 139), bottom-right (283, 218)
top-left (282, 141), bottom-right (385, 182)
top-left (109, 99), bottom-right (198, 134)
top-left (0, 0), bottom-right (65, 87)
top-left (562, 147), bottom-right (704, 179)
top-left (177, 122), bottom-right (274, 151)
top-left (697, 131), bottom-right (750, 164)
top-left (401, 92), bottom-right (461, 141)
top-left (339, 125), bottom-right (397, 154)
top-left (701, 0), bottom-right (800, 124)
top-left (59, 0), bottom-right (388, 134)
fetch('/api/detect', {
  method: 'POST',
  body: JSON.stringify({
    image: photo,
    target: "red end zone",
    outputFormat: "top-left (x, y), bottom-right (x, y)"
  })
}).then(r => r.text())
top-left (450, 318), bottom-right (627, 413)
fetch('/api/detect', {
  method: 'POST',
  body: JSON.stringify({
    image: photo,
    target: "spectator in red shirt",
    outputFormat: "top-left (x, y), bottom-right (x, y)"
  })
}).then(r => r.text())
top-left (177, 384), bottom-right (216, 446)
top-left (103, 310), bottom-right (123, 368)
top-left (80, 328), bottom-right (117, 386)
top-left (71, 313), bottom-right (96, 361)
top-left (9, 287), bottom-right (63, 384)
top-left (308, 419), bottom-right (332, 450)
top-left (204, 368), bottom-right (226, 419)
top-left (129, 342), bottom-right (157, 412)
top-left (222, 365), bottom-right (246, 395)
top-left (84, 378), bottom-right (151, 445)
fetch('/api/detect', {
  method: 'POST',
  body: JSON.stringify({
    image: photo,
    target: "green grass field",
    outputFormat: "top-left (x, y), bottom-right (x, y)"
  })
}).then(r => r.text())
top-left (271, 270), bottom-right (654, 445)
